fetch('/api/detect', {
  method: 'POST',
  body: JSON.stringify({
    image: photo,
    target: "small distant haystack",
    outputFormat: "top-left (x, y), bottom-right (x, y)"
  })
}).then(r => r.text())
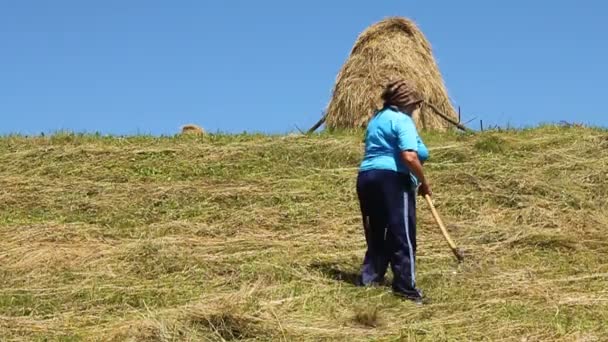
top-left (180, 124), bottom-right (205, 135)
top-left (325, 17), bottom-right (458, 131)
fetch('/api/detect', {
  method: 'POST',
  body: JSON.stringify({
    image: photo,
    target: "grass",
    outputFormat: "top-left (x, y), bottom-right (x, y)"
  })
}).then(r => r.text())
top-left (0, 125), bottom-right (607, 341)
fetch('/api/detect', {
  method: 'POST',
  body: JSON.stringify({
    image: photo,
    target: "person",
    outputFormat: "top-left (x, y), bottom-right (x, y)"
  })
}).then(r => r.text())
top-left (356, 79), bottom-right (431, 303)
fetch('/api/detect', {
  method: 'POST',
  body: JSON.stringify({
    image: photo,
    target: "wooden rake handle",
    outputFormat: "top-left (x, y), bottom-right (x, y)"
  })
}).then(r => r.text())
top-left (424, 194), bottom-right (464, 262)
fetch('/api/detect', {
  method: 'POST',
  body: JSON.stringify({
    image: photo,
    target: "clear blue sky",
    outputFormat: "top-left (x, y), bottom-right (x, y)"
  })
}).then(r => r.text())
top-left (1, 0), bottom-right (607, 135)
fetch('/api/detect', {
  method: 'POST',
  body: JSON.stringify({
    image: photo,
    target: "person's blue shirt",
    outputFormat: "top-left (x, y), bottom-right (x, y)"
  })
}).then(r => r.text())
top-left (360, 107), bottom-right (429, 176)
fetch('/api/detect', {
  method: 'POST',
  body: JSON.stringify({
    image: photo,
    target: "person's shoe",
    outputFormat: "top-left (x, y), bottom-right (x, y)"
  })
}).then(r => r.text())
top-left (393, 289), bottom-right (426, 305)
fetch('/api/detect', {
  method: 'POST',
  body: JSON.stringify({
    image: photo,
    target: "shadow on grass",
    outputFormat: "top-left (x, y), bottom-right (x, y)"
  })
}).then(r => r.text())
top-left (309, 262), bottom-right (361, 286)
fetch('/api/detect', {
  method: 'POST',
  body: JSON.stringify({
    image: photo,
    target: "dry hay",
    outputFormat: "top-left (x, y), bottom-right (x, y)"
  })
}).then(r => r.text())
top-left (325, 17), bottom-right (457, 131)
top-left (181, 124), bottom-right (205, 135)
top-left (1, 126), bottom-right (607, 340)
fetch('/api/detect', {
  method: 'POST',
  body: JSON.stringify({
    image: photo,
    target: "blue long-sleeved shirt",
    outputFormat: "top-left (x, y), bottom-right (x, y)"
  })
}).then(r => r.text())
top-left (360, 107), bottom-right (429, 182)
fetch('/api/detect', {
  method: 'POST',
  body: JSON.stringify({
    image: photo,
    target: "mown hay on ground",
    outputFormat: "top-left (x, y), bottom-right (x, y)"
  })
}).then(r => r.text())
top-left (325, 17), bottom-right (458, 131)
top-left (0, 126), bottom-right (607, 341)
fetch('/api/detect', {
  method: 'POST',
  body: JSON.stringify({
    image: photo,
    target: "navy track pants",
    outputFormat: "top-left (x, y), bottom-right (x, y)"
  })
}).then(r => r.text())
top-left (356, 169), bottom-right (418, 295)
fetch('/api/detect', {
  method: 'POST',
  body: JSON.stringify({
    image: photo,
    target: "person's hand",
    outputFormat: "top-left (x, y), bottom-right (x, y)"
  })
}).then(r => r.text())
top-left (418, 181), bottom-right (432, 197)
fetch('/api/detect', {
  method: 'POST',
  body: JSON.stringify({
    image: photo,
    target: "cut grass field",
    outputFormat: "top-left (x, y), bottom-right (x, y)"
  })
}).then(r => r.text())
top-left (0, 126), bottom-right (607, 341)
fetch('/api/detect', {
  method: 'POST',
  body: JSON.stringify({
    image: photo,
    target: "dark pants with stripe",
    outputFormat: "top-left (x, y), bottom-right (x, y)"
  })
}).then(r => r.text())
top-left (356, 169), bottom-right (418, 295)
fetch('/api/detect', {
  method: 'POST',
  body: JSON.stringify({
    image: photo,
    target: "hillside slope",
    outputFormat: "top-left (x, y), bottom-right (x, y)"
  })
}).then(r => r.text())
top-left (0, 126), bottom-right (607, 341)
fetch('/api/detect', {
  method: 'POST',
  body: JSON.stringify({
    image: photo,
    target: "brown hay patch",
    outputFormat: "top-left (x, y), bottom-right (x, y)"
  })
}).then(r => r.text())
top-left (184, 302), bottom-right (279, 341)
top-left (325, 17), bottom-right (457, 131)
top-left (353, 305), bottom-right (381, 328)
top-left (0, 223), bottom-right (116, 273)
top-left (508, 233), bottom-right (579, 251)
top-left (106, 319), bottom-right (172, 342)
top-left (3, 244), bottom-right (112, 272)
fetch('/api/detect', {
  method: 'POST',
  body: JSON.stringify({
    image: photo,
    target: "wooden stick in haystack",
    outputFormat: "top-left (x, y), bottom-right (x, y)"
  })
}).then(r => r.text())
top-left (423, 102), bottom-right (473, 133)
top-left (307, 101), bottom-right (472, 133)
top-left (307, 113), bottom-right (328, 134)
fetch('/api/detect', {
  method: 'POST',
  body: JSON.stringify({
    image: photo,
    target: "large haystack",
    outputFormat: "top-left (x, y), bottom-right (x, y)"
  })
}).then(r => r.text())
top-left (325, 17), bottom-right (458, 131)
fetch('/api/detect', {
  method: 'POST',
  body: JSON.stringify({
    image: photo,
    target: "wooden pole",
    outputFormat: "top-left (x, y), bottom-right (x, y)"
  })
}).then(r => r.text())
top-left (424, 194), bottom-right (464, 262)
top-left (424, 102), bottom-right (473, 132)
top-left (308, 103), bottom-right (474, 134)
top-left (307, 113), bottom-right (327, 134)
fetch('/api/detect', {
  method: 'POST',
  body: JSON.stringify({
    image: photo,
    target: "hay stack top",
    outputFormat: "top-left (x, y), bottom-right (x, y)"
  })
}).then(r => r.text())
top-left (180, 124), bottom-right (205, 135)
top-left (325, 17), bottom-right (457, 131)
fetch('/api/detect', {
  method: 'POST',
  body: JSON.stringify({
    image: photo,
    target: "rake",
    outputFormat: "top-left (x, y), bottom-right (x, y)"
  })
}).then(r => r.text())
top-left (424, 194), bottom-right (465, 263)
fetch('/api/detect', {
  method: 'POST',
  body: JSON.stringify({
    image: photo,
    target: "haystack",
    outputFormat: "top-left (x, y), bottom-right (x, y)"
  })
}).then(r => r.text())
top-left (325, 17), bottom-right (458, 131)
top-left (180, 124), bottom-right (205, 135)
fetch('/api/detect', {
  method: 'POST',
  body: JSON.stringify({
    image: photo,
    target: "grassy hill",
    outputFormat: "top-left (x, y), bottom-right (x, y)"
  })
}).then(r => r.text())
top-left (0, 126), bottom-right (607, 341)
